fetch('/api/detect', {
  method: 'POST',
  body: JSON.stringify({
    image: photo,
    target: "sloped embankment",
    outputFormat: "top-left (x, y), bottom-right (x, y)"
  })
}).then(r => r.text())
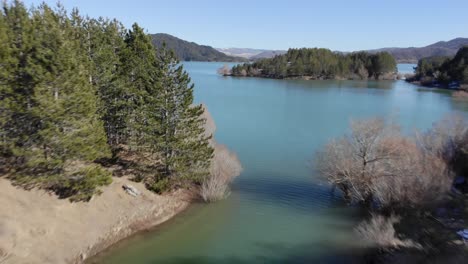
top-left (0, 107), bottom-right (241, 264)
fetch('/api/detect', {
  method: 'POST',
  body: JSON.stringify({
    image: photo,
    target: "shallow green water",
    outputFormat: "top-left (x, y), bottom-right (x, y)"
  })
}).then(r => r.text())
top-left (90, 62), bottom-right (467, 264)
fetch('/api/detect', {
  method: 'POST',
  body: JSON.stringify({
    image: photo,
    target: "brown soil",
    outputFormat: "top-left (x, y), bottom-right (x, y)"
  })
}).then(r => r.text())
top-left (0, 176), bottom-right (191, 264)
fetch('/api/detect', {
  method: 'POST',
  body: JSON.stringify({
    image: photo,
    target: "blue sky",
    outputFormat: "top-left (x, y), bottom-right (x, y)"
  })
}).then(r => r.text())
top-left (21, 0), bottom-right (468, 51)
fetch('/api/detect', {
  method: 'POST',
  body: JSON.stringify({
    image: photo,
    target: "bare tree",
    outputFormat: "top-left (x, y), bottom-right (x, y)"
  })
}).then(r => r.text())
top-left (374, 138), bottom-right (451, 208)
top-left (316, 117), bottom-right (454, 209)
top-left (417, 115), bottom-right (468, 176)
top-left (217, 64), bottom-right (231, 76)
top-left (316, 118), bottom-right (400, 205)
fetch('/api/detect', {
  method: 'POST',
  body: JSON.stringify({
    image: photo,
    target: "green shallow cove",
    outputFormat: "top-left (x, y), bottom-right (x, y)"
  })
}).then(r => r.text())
top-left (89, 62), bottom-right (468, 264)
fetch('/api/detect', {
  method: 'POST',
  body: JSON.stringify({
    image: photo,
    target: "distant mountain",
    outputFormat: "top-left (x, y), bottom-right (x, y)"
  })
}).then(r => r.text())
top-left (250, 50), bottom-right (287, 60)
top-left (216, 48), bottom-right (286, 60)
top-left (367, 38), bottom-right (468, 63)
top-left (150, 33), bottom-right (245, 62)
top-left (151, 34), bottom-right (467, 63)
top-left (216, 48), bottom-right (265, 58)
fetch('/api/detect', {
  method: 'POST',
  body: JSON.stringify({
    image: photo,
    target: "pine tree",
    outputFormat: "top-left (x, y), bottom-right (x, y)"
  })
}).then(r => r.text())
top-left (29, 4), bottom-right (110, 169)
top-left (0, 7), bottom-right (12, 156)
top-left (119, 23), bottom-right (158, 150)
top-left (1, 0), bottom-right (38, 160)
top-left (1, 2), bottom-right (215, 199)
top-left (82, 17), bottom-right (127, 155)
top-left (154, 46), bottom-right (213, 183)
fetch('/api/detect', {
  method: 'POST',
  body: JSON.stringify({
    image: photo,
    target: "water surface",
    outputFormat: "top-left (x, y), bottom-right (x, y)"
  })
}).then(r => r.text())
top-left (91, 62), bottom-right (466, 263)
top-left (397, 63), bottom-right (416, 74)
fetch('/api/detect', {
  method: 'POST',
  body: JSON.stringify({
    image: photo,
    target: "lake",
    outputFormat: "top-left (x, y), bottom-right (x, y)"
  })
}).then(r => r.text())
top-left (90, 62), bottom-right (467, 263)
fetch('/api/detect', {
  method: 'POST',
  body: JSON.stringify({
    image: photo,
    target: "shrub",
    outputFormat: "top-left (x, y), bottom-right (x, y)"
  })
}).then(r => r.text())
top-left (7, 163), bottom-right (112, 202)
top-left (200, 144), bottom-right (242, 202)
top-left (453, 91), bottom-right (468, 101)
top-left (59, 165), bottom-right (112, 202)
top-left (148, 177), bottom-right (171, 194)
top-left (356, 214), bottom-right (420, 249)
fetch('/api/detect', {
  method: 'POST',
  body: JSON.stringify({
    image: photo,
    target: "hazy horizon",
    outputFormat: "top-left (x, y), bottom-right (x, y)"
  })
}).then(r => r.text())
top-left (20, 0), bottom-right (468, 51)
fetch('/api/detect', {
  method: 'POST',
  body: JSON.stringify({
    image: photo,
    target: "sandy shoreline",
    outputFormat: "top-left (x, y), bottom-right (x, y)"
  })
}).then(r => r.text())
top-left (0, 107), bottom-right (240, 264)
top-left (0, 176), bottom-right (191, 264)
top-left (73, 188), bottom-right (192, 264)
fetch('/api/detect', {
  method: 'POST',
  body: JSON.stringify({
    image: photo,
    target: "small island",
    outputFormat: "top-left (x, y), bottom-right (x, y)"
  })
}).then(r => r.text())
top-left (222, 48), bottom-right (397, 80)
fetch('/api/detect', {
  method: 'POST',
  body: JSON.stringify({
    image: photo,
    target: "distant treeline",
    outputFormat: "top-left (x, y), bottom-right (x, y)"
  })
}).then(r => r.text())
top-left (229, 48), bottom-right (397, 80)
top-left (409, 46), bottom-right (468, 88)
top-left (0, 1), bottom-right (212, 201)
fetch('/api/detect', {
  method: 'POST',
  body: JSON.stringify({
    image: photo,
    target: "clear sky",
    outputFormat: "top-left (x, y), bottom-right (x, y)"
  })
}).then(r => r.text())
top-left (21, 0), bottom-right (468, 51)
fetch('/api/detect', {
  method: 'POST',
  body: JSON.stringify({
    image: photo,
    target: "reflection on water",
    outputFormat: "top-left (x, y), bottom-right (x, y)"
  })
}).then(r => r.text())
top-left (90, 62), bottom-right (467, 264)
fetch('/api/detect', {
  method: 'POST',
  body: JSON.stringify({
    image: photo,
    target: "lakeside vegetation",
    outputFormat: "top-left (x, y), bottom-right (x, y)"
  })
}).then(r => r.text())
top-left (408, 46), bottom-right (468, 89)
top-left (316, 116), bottom-right (468, 261)
top-left (227, 48), bottom-right (397, 80)
top-left (0, 1), bottom-right (236, 202)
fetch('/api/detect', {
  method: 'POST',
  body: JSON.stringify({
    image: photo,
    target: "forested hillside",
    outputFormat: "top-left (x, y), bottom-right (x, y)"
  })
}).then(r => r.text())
top-left (0, 1), bottom-right (213, 201)
top-left (409, 47), bottom-right (468, 88)
top-left (368, 38), bottom-right (468, 63)
top-left (151, 33), bottom-right (245, 62)
top-left (229, 48), bottom-right (397, 80)
top-left (219, 38), bottom-right (468, 63)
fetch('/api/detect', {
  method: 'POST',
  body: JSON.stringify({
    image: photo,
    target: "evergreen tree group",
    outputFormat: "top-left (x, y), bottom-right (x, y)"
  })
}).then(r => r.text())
top-left (230, 48), bottom-right (397, 80)
top-left (412, 46), bottom-right (468, 87)
top-left (0, 1), bottom-right (213, 201)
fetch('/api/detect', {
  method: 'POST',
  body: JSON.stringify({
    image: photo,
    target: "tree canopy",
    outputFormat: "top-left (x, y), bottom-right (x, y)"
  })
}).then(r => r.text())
top-left (230, 48), bottom-right (397, 80)
top-left (0, 1), bottom-right (213, 201)
top-left (411, 46), bottom-right (468, 87)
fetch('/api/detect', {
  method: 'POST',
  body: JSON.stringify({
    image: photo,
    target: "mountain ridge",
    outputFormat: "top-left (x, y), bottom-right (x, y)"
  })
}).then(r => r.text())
top-left (150, 33), bottom-right (246, 62)
top-left (216, 48), bottom-right (287, 59)
top-left (365, 38), bottom-right (468, 63)
top-left (219, 38), bottom-right (468, 62)
top-left (151, 34), bottom-right (468, 63)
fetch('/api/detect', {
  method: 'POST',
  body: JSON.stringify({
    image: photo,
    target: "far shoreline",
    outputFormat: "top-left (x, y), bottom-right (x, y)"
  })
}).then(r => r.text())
top-left (221, 73), bottom-right (400, 81)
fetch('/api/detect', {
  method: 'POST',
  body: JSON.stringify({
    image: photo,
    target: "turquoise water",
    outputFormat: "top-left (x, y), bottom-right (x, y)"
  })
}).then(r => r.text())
top-left (91, 62), bottom-right (467, 264)
top-left (397, 63), bottom-right (416, 74)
